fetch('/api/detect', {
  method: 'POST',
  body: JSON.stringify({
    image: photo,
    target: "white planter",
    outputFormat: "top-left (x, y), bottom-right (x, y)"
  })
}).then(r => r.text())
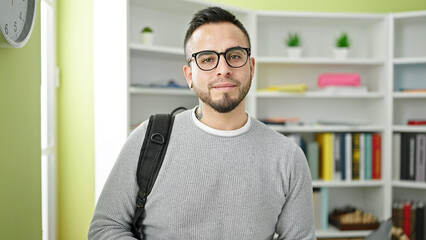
top-left (333, 48), bottom-right (349, 59)
top-left (141, 32), bottom-right (154, 45)
top-left (287, 47), bottom-right (302, 58)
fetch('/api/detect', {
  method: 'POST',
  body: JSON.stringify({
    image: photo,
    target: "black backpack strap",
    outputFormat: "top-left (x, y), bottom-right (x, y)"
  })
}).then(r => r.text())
top-left (131, 114), bottom-right (174, 239)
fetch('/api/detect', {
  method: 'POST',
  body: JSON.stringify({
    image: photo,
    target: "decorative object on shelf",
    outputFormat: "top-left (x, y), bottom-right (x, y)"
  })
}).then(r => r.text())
top-left (140, 26), bottom-right (154, 45)
top-left (334, 32), bottom-right (350, 59)
top-left (329, 205), bottom-right (379, 231)
top-left (285, 32), bottom-right (302, 58)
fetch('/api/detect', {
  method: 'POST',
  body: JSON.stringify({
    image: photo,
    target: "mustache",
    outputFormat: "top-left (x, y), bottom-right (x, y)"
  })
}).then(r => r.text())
top-left (207, 78), bottom-right (241, 89)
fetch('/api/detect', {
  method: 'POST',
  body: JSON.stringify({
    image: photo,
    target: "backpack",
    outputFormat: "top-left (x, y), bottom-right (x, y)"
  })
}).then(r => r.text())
top-left (131, 107), bottom-right (186, 239)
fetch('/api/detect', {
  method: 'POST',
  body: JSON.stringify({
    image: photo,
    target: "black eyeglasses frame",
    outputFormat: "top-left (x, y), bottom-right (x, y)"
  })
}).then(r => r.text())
top-left (187, 47), bottom-right (251, 71)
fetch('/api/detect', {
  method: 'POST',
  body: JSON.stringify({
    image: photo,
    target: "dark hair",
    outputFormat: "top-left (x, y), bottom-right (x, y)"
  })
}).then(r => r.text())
top-left (184, 7), bottom-right (251, 59)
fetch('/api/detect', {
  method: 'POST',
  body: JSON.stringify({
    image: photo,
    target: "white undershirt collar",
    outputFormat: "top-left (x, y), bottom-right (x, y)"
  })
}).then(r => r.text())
top-left (191, 106), bottom-right (252, 137)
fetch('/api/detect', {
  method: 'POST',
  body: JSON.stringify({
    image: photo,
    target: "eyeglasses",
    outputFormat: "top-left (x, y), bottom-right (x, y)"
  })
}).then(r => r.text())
top-left (188, 47), bottom-right (251, 71)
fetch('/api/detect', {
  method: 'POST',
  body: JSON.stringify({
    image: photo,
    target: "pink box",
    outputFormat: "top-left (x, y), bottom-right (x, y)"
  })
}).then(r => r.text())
top-left (317, 73), bottom-right (361, 87)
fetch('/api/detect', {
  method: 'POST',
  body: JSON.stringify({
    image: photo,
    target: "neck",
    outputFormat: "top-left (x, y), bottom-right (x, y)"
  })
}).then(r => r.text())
top-left (196, 101), bottom-right (248, 131)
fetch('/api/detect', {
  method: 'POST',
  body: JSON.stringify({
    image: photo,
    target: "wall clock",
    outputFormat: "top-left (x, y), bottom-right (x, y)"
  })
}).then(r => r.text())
top-left (0, 0), bottom-right (37, 48)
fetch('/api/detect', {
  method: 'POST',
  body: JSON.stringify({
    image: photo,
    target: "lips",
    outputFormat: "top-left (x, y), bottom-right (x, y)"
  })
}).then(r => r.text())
top-left (213, 82), bottom-right (237, 89)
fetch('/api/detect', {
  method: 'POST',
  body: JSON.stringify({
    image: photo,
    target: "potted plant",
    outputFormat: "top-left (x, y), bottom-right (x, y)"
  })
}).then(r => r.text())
top-left (285, 32), bottom-right (302, 58)
top-left (334, 32), bottom-right (350, 59)
top-left (141, 26), bottom-right (154, 45)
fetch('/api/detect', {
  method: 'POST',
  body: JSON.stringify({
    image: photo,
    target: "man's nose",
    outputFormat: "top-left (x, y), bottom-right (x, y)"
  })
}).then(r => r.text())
top-left (215, 54), bottom-right (232, 76)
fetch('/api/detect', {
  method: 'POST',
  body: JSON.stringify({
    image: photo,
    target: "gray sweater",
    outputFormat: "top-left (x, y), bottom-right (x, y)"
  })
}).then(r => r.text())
top-left (88, 108), bottom-right (316, 240)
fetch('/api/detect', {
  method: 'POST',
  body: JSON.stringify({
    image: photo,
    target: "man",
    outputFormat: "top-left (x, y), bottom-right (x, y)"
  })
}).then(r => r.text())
top-left (89, 7), bottom-right (316, 240)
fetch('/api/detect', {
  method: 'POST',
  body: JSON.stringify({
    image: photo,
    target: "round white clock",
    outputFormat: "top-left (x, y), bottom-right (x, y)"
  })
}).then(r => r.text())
top-left (0, 0), bottom-right (37, 48)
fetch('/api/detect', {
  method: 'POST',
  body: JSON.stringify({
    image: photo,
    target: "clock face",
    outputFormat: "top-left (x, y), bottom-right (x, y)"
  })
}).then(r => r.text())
top-left (0, 0), bottom-right (36, 48)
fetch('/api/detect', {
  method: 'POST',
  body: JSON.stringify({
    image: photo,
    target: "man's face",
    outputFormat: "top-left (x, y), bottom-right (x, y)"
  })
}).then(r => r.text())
top-left (184, 22), bottom-right (255, 113)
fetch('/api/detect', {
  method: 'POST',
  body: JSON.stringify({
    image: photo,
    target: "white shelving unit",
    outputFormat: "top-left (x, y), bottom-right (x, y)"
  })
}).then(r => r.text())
top-left (109, 0), bottom-right (426, 238)
top-left (390, 11), bottom-right (426, 206)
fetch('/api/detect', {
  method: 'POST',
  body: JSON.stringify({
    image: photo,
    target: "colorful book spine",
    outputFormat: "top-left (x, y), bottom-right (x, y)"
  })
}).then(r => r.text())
top-left (411, 203), bottom-right (417, 240)
top-left (352, 133), bottom-right (360, 180)
top-left (316, 133), bottom-right (334, 180)
top-left (365, 133), bottom-right (372, 180)
top-left (372, 134), bottom-right (381, 180)
top-left (403, 201), bottom-right (411, 237)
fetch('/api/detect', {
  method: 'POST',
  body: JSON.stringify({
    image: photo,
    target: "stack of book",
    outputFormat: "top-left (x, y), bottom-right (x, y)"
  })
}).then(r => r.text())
top-left (306, 133), bottom-right (381, 181)
top-left (392, 133), bottom-right (426, 181)
top-left (317, 73), bottom-right (367, 93)
top-left (392, 201), bottom-right (425, 240)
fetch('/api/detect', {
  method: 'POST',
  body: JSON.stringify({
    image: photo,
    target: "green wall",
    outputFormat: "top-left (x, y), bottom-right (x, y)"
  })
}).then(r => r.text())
top-left (0, 1), bottom-right (42, 240)
top-left (57, 0), bottom-right (94, 239)
top-left (55, 1), bottom-right (425, 240)
top-left (209, 0), bottom-right (426, 12)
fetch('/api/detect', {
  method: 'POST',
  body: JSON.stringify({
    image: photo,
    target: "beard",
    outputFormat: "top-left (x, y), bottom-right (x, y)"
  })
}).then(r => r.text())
top-left (193, 74), bottom-right (252, 113)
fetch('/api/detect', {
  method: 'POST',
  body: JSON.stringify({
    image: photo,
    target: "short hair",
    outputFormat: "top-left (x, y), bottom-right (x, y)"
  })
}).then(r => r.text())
top-left (184, 7), bottom-right (251, 60)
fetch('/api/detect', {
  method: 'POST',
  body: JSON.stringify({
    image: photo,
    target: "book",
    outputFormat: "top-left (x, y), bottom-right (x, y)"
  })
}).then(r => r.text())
top-left (403, 201), bottom-right (411, 237)
top-left (372, 134), bottom-right (381, 180)
top-left (317, 73), bottom-right (361, 87)
top-left (307, 141), bottom-right (319, 181)
top-left (411, 203), bottom-right (417, 240)
top-left (319, 85), bottom-right (368, 93)
top-left (364, 133), bottom-right (372, 180)
top-left (352, 133), bottom-right (361, 180)
top-left (359, 133), bottom-right (365, 180)
top-left (416, 134), bottom-right (426, 182)
top-left (316, 133), bottom-right (334, 180)
top-left (401, 133), bottom-right (410, 180)
top-left (334, 133), bottom-right (342, 180)
top-left (321, 187), bottom-right (329, 229)
top-left (259, 84), bottom-right (307, 93)
top-left (416, 202), bottom-right (424, 240)
top-left (345, 133), bottom-right (353, 181)
top-left (313, 188), bottom-right (322, 229)
top-left (408, 133), bottom-right (417, 181)
top-left (408, 120), bottom-right (426, 126)
top-left (340, 134), bottom-right (346, 181)
top-left (393, 133), bottom-right (401, 181)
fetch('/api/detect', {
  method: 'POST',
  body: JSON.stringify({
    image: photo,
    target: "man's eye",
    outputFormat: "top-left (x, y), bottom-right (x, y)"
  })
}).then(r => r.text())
top-left (202, 58), bottom-right (214, 63)
top-left (230, 55), bottom-right (241, 60)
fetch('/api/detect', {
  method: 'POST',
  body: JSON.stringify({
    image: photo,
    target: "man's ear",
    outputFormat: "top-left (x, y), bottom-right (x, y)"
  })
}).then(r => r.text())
top-left (183, 64), bottom-right (193, 89)
top-left (249, 57), bottom-right (255, 78)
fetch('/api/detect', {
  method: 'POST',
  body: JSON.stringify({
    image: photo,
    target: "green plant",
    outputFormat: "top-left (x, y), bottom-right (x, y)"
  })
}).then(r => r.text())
top-left (336, 32), bottom-right (350, 48)
top-left (286, 33), bottom-right (300, 47)
top-left (141, 26), bottom-right (153, 33)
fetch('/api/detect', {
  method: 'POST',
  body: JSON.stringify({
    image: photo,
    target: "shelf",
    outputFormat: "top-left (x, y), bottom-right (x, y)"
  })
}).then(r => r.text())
top-left (257, 91), bottom-right (384, 99)
top-left (393, 57), bottom-right (426, 65)
top-left (129, 86), bottom-right (194, 96)
top-left (393, 92), bottom-right (426, 98)
top-left (316, 225), bottom-right (373, 238)
top-left (256, 57), bottom-right (385, 65)
top-left (129, 43), bottom-right (184, 56)
top-left (312, 180), bottom-right (384, 188)
top-left (393, 125), bottom-right (426, 132)
top-left (392, 180), bottom-right (426, 190)
top-left (268, 125), bottom-right (384, 133)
